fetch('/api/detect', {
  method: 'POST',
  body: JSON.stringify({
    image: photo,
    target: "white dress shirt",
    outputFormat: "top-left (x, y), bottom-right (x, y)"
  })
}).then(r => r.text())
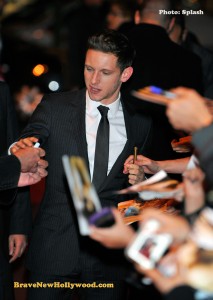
top-left (86, 91), bottom-right (127, 178)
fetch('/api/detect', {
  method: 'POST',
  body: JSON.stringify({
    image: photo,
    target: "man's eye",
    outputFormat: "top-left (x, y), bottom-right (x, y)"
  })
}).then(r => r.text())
top-left (103, 72), bottom-right (110, 75)
top-left (86, 67), bottom-right (92, 72)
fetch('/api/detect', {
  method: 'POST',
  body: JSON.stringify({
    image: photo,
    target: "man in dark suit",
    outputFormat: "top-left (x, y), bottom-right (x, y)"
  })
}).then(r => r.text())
top-left (12, 30), bottom-right (153, 299)
top-left (123, 0), bottom-right (203, 164)
top-left (0, 81), bottom-right (48, 300)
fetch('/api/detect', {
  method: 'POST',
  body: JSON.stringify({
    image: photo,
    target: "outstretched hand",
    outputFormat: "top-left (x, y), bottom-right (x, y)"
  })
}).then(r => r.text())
top-left (124, 155), bottom-right (160, 175)
top-left (89, 208), bottom-right (135, 249)
top-left (18, 158), bottom-right (48, 187)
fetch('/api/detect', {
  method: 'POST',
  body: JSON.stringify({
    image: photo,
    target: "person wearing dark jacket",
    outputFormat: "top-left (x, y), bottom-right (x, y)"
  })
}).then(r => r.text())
top-left (122, 0), bottom-right (203, 167)
top-left (0, 81), bottom-right (47, 300)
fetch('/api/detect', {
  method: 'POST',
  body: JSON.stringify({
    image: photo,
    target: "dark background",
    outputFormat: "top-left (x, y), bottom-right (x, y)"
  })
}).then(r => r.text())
top-left (0, 0), bottom-right (213, 95)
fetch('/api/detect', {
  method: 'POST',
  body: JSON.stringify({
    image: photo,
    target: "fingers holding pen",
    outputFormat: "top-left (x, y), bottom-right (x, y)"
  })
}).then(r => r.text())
top-left (123, 155), bottom-right (134, 174)
top-left (124, 149), bottom-right (145, 184)
top-left (125, 163), bottom-right (145, 185)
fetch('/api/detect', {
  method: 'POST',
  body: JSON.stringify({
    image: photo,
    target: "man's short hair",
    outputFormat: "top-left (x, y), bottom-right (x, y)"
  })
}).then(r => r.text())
top-left (138, 0), bottom-right (176, 27)
top-left (87, 29), bottom-right (135, 72)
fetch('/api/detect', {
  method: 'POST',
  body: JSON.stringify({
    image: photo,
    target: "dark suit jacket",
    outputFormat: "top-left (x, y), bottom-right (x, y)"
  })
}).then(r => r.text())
top-left (123, 24), bottom-right (203, 162)
top-left (165, 285), bottom-right (196, 300)
top-left (192, 123), bottom-right (213, 189)
top-left (0, 155), bottom-right (20, 203)
top-left (19, 88), bottom-right (153, 277)
top-left (0, 81), bottom-right (31, 278)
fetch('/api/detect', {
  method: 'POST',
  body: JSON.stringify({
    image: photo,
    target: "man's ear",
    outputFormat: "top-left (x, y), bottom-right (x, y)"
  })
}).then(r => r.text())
top-left (134, 10), bottom-right (140, 24)
top-left (121, 67), bottom-right (133, 83)
top-left (182, 28), bottom-right (188, 43)
top-left (167, 17), bottom-right (175, 34)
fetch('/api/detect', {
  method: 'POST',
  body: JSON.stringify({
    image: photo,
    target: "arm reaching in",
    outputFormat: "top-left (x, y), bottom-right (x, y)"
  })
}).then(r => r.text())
top-left (124, 155), bottom-right (189, 175)
top-left (10, 137), bottom-right (38, 154)
top-left (140, 208), bottom-right (191, 245)
top-left (17, 162), bottom-right (48, 187)
top-left (14, 146), bottom-right (46, 173)
top-left (14, 147), bottom-right (48, 186)
top-left (89, 208), bottom-right (135, 249)
top-left (166, 87), bottom-right (213, 132)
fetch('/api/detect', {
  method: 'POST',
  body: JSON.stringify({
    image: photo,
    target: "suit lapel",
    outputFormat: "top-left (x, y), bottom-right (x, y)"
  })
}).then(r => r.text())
top-left (70, 90), bottom-right (90, 175)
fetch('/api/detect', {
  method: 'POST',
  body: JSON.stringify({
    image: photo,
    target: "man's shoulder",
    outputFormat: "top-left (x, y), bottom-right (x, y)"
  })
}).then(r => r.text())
top-left (40, 89), bottom-right (86, 112)
top-left (44, 88), bottom-right (85, 102)
top-left (170, 39), bottom-right (201, 66)
top-left (121, 98), bottom-right (152, 129)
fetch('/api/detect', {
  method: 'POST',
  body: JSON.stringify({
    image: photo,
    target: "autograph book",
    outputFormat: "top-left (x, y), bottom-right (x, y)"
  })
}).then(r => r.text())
top-left (62, 156), bottom-right (114, 235)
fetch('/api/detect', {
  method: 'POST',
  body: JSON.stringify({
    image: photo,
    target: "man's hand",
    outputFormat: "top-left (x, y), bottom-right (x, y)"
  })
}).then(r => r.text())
top-left (9, 234), bottom-right (27, 263)
top-left (123, 157), bottom-right (145, 185)
top-left (124, 155), bottom-right (160, 175)
top-left (141, 208), bottom-right (191, 245)
top-left (14, 146), bottom-right (46, 173)
top-left (134, 258), bottom-right (185, 295)
top-left (11, 137), bottom-right (38, 154)
top-left (89, 208), bottom-right (135, 249)
top-left (166, 87), bottom-right (213, 132)
top-left (18, 159), bottom-right (48, 187)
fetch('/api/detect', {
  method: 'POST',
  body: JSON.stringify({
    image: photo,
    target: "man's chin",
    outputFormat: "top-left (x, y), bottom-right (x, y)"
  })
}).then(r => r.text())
top-left (88, 93), bottom-right (102, 102)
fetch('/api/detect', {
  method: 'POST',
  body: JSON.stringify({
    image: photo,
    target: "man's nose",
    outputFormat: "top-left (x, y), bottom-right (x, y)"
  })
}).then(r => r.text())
top-left (91, 72), bottom-right (100, 84)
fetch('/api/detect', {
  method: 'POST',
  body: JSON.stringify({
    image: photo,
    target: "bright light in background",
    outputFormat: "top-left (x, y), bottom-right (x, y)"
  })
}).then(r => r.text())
top-left (48, 81), bottom-right (59, 91)
top-left (32, 64), bottom-right (48, 77)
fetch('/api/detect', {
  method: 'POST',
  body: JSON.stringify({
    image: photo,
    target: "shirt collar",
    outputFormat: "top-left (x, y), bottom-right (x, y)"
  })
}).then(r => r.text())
top-left (86, 90), bottom-right (121, 117)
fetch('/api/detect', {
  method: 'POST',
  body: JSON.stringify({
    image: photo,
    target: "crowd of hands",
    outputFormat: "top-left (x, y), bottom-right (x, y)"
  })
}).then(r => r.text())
top-left (11, 87), bottom-right (213, 294)
top-left (88, 87), bottom-right (213, 295)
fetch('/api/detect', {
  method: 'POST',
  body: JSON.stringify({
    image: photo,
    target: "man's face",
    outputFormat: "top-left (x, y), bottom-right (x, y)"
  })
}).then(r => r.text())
top-left (84, 49), bottom-right (132, 105)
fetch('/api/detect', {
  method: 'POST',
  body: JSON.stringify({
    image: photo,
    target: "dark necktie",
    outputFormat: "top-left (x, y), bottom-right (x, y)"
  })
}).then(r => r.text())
top-left (92, 105), bottom-right (110, 190)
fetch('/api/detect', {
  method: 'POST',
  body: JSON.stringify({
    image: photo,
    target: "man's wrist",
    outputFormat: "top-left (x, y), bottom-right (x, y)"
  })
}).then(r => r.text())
top-left (8, 142), bottom-right (17, 155)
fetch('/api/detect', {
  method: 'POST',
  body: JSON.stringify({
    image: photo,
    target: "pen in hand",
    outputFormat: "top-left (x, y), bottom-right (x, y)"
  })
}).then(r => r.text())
top-left (133, 146), bottom-right (138, 164)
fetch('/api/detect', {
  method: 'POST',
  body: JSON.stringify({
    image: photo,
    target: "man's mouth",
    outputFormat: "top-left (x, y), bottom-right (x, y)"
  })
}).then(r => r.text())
top-left (89, 86), bottom-right (101, 94)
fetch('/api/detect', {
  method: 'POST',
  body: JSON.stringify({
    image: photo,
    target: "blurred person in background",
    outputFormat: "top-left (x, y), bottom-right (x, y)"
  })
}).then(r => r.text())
top-left (106, 0), bottom-right (136, 34)
top-left (65, 0), bottom-right (109, 90)
top-left (124, 87), bottom-right (213, 190)
top-left (168, 13), bottom-right (213, 99)
top-left (166, 87), bottom-right (213, 188)
top-left (0, 81), bottom-right (36, 300)
top-left (14, 85), bottom-right (43, 131)
top-left (122, 0), bottom-right (203, 174)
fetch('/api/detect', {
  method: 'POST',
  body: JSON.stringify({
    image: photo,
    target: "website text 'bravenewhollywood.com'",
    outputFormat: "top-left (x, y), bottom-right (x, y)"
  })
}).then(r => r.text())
top-left (14, 282), bottom-right (114, 289)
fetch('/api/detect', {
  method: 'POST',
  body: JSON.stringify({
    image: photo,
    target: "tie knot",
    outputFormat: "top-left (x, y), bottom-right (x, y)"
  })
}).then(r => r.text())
top-left (98, 105), bottom-right (109, 117)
